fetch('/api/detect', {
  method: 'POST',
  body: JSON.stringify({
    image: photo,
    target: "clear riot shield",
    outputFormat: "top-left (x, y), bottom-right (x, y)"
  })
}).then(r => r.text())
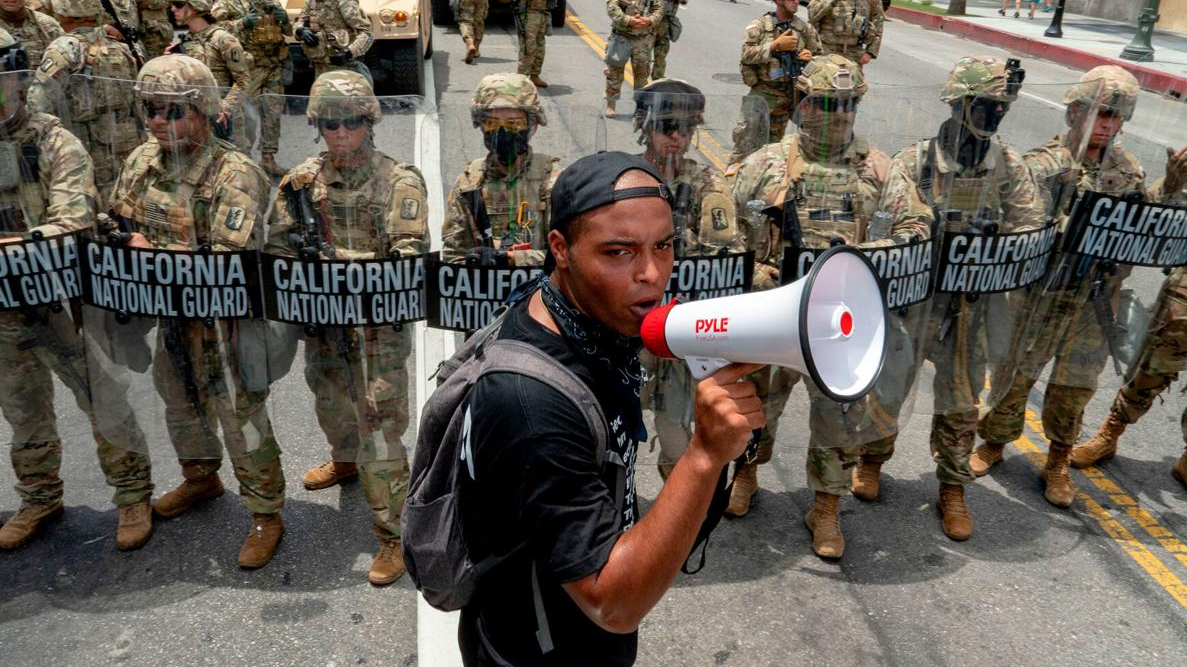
top-left (83, 79), bottom-right (278, 481)
top-left (984, 79), bottom-right (1187, 449)
top-left (257, 90), bottom-right (429, 475)
top-left (427, 98), bottom-right (604, 333)
top-left (0, 69), bottom-right (143, 511)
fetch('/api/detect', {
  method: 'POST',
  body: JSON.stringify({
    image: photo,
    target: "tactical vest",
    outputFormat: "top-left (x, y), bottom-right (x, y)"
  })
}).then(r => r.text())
top-left (0, 11), bottom-right (58, 68)
top-left (916, 138), bottom-right (1006, 234)
top-left (462, 153), bottom-right (555, 252)
top-left (742, 14), bottom-right (799, 88)
top-left (818, 0), bottom-right (868, 45)
top-left (783, 135), bottom-right (879, 248)
top-left (181, 26), bottom-right (244, 88)
top-left (309, 154), bottom-right (411, 257)
top-left (64, 31), bottom-right (140, 125)
top-left (0, 115), bottom-right (54, 234)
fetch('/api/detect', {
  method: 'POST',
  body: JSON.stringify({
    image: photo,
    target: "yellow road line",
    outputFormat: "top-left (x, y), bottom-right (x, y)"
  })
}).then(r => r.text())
top-left (1022, 408), bottom-right (1187, 571)
top-left (564, 8), bottom-right (730, 172)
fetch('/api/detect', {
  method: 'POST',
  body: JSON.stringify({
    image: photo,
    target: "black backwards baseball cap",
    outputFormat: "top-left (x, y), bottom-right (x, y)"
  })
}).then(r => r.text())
top-left (545, 151), bottom-right (673, 271)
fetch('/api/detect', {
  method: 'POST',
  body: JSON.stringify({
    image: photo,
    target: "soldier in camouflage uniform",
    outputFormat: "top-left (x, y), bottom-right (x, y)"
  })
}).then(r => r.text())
top-left (0, 0), bottom-right (63, 68)
top-left (28, 0), bottom-right (142, 210)
top-left (105, 55), bottom-right (287, 568)
top-left (170, 0), bottom-right (254, 151)
top-left (973, 67), bottom-right (1180, 508)
top-left (603, 0), bottom-right (664, 118)
top-left (1071, 178), bottom-right (1187, 487)
top-left (265, 71), bottom-right (428, 586)
top-left (294, 0), bottom-right (372, 78)
top-left (807, 0), bottom-right (883, 67)
top-left (514, 0), bottom-right (551, 88)
top-left (633, 78), bottom-right (743, 479)
top-left (651, 0), bottom-right (685, 80)
top-left (138, 0), bottom-right (172, 58)
top-left (730, 55), bottom-right (892, 558)
top-left (0, 28), bottom-right (155, 551)
top-left (458, 0), bottom-right (486, 64)
top-left (214, 0), bottom-right (292, 177)
top-left (442, 73), bottom-right (561, 267)
top-left (728, 0), bottom-right (819, 165)
top-left (878, 56), bottom-right (1044, 540)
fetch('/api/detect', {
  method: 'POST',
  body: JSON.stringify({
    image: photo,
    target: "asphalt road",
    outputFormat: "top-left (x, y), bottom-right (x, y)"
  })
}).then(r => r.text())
top-left (3, 2), bottom-right (1187, 665)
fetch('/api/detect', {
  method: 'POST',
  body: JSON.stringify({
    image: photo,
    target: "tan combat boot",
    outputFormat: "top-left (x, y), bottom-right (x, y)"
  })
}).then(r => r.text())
top-left (725, 461), bottom-right (758, 517)
top-left (969, 442), bottom-right (1006, 477)
top-left (1071, 413), bottom-right (1126, 469)
top-left (369, 538), bottom-right (406, 586)
top-left (1172, 452), bottom-right (1187, 489)
top-left (0, 501), bottom-right (64, 549)
top-left (851, 459), bottom-right (883, 501)
top-left (937, 483), bottom-right (972, 541)
top-left (529, 74), bottom-right (549, 89)
top-left (804, 491), bottom-right (844, 559)
top-left (258, 153), bottom-right (286, 179)
top-left (238, 513), bottom-right (284, 569)
top-left (154, 470), bottom-right (224, 518)
top-left (116, 501), bottom-right (153, 551)
top-left (463, 37), bottom-right (478, 64)
top-left (604, 99), bottom-right (616, 118)
top-left (301, 460), bottom-right (358, 490)
top-left (1042, 442), bottom-right (1076, 508)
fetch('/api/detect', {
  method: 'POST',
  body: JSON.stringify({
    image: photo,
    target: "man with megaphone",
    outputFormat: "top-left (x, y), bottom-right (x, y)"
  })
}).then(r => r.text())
top-left (727, 54), bottom-right (895, 559)
top-left (878, 56), bottom-right (1045, 540)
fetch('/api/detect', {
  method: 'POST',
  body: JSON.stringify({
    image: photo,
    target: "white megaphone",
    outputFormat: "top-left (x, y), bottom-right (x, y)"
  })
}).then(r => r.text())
top-left (640, 245), bottom-right (887, 403)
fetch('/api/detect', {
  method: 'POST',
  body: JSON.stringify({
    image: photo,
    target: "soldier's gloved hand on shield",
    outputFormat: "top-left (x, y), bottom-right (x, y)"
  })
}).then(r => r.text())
top-left (272, 6), bottom-right (288, 22)
top-left (771, 30), bottom-right (798, 52)
top-left (1163, 146), bottom-right (1187, 196)
top-left (244, 10), bottom-right (259, 29)
top-left (465, 246), bottom-right (510, 268)
top-left (329, 51), bottom-right (350, 66)
top-left (296, 26), bottom-right (319, 46)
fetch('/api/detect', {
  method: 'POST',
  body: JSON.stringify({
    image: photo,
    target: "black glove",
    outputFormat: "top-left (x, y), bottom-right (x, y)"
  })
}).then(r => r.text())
top-left (243, 10), bottom-right (259, 29)
top-left (295, 26), bottom-right (319, 46)
top-left (272, 6), bottom-right (288, 23)
top-left (329, 51), bottom-right (350, 66)
top-left (465, 246), bottom-right (509, 269)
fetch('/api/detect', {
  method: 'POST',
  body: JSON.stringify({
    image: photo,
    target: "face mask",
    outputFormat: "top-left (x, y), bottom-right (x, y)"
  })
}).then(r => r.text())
top-left (957, 97), bottom-right (1009, 139)
top-left (484, 127), bottom-right (531, 166)
top-left (797, 109), bottom-right (855, 160)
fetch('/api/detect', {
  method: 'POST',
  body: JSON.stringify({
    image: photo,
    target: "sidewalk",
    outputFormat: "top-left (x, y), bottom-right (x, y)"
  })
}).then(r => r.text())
top-left (889, 0), bottom-right (1187, 98)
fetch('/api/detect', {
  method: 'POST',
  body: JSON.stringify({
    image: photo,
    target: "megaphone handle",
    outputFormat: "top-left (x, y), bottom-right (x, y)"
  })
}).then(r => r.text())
top-left (686, 356), bottom-right (731, 380)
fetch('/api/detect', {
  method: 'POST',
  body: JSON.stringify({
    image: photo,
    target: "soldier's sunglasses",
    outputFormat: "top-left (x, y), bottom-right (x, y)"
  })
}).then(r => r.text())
top-left (646, 118), bottom-right (696, 136)
top-left (318, 116), bottom-right (367, 132)
top-left (143, 101), bottom-right (189, 121)
top-left (809, 97), bottom-right (859, 113)
top-left (479, 116), bottom-right (530, 133)
top-left (170, 1), bottom-right (191, 8)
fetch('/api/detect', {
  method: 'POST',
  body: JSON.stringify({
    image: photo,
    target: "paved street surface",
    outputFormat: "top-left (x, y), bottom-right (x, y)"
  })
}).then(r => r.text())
top-left (3, 1), bottom-right (1187, 665)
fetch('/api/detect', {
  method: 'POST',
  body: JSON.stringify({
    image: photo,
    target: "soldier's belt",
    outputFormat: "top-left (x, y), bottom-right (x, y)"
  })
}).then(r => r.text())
top-left (822, 35), bottom-right (863, 46)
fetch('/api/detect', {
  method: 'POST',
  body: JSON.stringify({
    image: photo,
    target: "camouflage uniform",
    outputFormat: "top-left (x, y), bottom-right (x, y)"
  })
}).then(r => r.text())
top-left (731, 57), bottom-right (891, 523)
top-left (633, 79), bottom-right (743, 477)
top-left (457, 0), bottom-right (487, 56)
top-left (28, 0), bottom-right (142, 210)
top-left (729, 10), bottom-right (821, 164)
top-left (880, 57), bottom-right (1043, 494)
top-left (515, 0), bottom-right (549, 79)
top-left (651, 0), bottom-right (682, 80)
top-left (0, 6), bottom-right (63, 68)
top-left (604, 0), bottom-right (664, 105)
top-left (295, 0), bottom-right (373, 78)
top-left (138, 0), bottom-right (173, 58)
top-left (215, 0), bottom-right (291, 167)
top-left (807, 0), bottom-right (883, 64)
top-left (176, 0), bottom-right (253, 149)
top-left (442, 73), bottom-right (560, 267)
top-left (0, 28), bottom-right (151, 549)
top-left (265, 71), bottom-right (428, 550)
top-left (981, 67), bottom-right (1146, 457)
top-left (106, 55), bottom-right (285, 518)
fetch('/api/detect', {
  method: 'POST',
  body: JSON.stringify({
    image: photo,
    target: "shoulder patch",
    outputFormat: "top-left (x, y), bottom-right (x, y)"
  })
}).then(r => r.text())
top-left (225, 206), bottom-right (246, 231)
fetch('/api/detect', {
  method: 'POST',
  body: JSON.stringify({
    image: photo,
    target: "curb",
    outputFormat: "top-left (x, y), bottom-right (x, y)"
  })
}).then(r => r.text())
top-left (887, 6), bottom-right (1187, 100)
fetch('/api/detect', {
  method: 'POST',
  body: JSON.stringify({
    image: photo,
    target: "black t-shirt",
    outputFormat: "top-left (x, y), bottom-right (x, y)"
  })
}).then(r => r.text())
top-left (458, 299), bottom-right (641, 667)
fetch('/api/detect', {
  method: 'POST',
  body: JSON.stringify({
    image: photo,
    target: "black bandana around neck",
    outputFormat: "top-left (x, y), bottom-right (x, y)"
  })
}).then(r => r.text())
top-left (538, 276), bottom-right (647, 443)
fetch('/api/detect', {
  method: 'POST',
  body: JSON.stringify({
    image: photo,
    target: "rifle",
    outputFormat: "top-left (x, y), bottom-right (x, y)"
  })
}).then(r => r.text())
top-left (284, 182), bottom-right (364, 412)
top-left (1090, 263), bottom-right (1126, 376)
top-left (937, 208), bottom-right (997, 341)
top-left (99, 0), bottom-right (145, 68)
top-left (772, 18), bottom-right (806, 97)
top-left (671, 182), bottom-right (694, 257)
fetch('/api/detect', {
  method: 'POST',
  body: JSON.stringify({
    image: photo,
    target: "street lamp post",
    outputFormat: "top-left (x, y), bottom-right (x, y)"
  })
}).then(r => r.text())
top-left (1044, 0), bottom-right (1067, 38)
top-left (1120, 0), bottom-right (1161, 62)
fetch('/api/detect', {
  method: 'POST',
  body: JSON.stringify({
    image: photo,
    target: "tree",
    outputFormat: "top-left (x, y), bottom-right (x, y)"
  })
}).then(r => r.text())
top-left (947, 0), bottom-right (967, 14)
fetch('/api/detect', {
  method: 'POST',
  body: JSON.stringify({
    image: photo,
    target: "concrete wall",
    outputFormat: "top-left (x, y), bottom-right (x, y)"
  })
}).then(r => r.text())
top-left (1064, 0), bottom-right (1187, 33)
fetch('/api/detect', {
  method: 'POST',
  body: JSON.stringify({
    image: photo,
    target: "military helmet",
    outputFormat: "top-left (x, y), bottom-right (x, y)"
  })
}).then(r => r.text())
top-left (795, 54), bottom-right (867, 99)
top-left (307, 70), bottom-right (382, 125)
top-left (0, 27), bottom-right (28, 73)
top-left (470, 72), bottom-right (546, 127)
top-left (939, 56), bottom-right (1023, 104)
top-left (633, 78), bottom-right (705, 132)
top-left (1062, 65), bottom-right (1139, 120)
top-left (134, 55), bottom-right (221, 116)
top-left (182, 0), bottom-right (214, 13)
top-left (52, 0), bottom-right (103, 18)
